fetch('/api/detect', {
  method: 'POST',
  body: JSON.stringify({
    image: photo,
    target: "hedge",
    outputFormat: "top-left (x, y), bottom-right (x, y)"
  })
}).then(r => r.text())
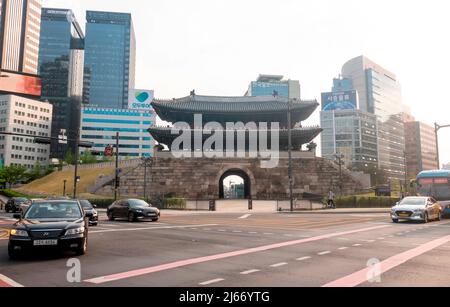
top-left (163, 198), bottom-right (187, 210)
top-left (0, 189), bottom-right (45, 199)
top-left (335, 196), bottom-right (399, 208)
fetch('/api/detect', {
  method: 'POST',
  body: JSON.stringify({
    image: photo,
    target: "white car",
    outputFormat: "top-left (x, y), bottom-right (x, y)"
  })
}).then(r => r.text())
top-left (391, 197), bottom-right (442, 223)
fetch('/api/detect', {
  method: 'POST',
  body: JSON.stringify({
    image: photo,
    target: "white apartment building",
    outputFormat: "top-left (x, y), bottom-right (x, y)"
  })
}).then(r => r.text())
top-left (0, 94), bottom-right (52, 168)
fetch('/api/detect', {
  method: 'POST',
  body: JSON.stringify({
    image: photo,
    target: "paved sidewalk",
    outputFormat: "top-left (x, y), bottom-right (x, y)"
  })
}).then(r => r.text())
top-left (279, 208), bottom-right (391, 214)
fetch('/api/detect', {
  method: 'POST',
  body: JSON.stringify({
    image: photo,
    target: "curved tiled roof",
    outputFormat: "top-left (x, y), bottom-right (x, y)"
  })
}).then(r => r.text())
top-left (152, 95), bottom-right (318, 113)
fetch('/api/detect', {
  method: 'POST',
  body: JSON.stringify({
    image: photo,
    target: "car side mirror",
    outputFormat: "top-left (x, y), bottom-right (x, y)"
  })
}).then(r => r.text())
top-left (93, 205), bottom-right (97, 208)
top-left (13, 213), bottom-right (22, 220)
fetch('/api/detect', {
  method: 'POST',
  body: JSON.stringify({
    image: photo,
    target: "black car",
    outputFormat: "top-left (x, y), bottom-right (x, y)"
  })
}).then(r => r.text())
top-left (8, 200), bottom-right (88, 259)
top-left (5, 198), bottom-right (28, 213)
top-left (107, 199), bottom-right (160, 222)
top-left (79, 200), bottom-right (98, 226)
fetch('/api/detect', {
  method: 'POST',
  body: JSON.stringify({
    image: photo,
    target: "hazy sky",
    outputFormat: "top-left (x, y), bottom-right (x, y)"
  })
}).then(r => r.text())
top-left (44, 0), bottom-right (450, 166)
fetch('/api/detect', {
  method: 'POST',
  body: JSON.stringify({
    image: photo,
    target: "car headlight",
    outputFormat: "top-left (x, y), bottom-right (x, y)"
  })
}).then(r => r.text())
top-left (65, 227), bottom-right (85, 236)
top-left (135, 209), bottom-right (144, 213)
top-left (10, 229), bottom-right (29, 237)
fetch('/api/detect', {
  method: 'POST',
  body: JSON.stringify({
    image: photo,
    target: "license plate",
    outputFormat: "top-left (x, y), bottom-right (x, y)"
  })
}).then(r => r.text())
top-left (399, 213), bottom-right (409, 217)
top-left (33, 240), bottom-right (58, 246)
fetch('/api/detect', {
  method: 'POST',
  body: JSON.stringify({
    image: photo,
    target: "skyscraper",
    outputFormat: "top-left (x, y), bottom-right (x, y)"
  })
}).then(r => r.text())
top-left (342, 56), bottom-right (410, 181)
top-left (0, 0), bottom-right (42, 74)
top-left (83, 11), bottom-right (136, 109)
top-left (38, 8), bottom-right (84, 159)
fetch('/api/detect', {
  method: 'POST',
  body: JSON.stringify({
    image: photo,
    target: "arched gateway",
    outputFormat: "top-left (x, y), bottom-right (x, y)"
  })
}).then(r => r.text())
top-left (219, 169), bottom-right (252, 200)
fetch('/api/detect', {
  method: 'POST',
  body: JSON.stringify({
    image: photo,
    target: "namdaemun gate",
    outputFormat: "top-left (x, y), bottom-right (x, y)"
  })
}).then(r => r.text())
top-left (96, 91), bottom-right (363, 205)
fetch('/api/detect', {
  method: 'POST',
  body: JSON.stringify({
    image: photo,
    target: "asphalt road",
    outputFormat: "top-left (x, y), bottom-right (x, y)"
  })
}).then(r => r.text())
top-left (0, 211), bottom-right (449, 287)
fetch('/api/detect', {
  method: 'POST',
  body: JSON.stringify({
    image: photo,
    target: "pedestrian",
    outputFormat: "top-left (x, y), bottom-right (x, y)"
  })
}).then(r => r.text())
top-left (327, 190), bottom-right (336, 209)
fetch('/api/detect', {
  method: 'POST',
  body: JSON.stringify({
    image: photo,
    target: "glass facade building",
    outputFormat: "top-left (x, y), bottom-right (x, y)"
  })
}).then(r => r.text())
top-left (246, 75), bottom-right (301, 99)
top-left (38, 8), bottom-right (84, 159)
top-left (321, 77), bottom-right (378, 169)
top-left (80, 106), bottom-right (155, 158)
top-left (83, 11), bottom-right (136, 109)
top-left (342, 56), bottom-right (411, 180)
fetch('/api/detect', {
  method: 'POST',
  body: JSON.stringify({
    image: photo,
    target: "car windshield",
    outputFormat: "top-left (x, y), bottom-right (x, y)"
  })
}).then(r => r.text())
top-left (24, 202), bottom-right (82, 220)
top-left (79, 200), bottom-right (93, 209)
top-left (399, 198), bottom-right (426, 206)
top-left (128, 199), bottom-right (151, 208)
top-left (14, 198), bottom-right (28, 203)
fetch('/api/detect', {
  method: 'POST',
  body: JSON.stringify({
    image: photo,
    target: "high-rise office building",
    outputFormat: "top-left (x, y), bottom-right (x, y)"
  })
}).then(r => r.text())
top-left (321, 77), bottom-right (378, 169)
top-left (0, 0), bottom-right (42, 74)
top-left (38, 8), bottom-right (84, 159)
top-left (404, 120), bottom-right (438, 178)
top-left (342, 56), bottom-right (410, 180)
top-left (246, 75), bottom-right (301, 99)
top-left (83, 11), bottom-right (136, 109)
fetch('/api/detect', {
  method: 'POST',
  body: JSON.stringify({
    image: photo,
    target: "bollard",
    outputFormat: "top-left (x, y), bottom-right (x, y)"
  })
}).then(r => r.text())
top-left (248, 199), bottom-right (253, 210)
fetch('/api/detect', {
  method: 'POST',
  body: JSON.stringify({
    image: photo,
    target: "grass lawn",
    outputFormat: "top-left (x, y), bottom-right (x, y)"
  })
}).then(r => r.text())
top-left (16, 167), bottom-right (115, 197)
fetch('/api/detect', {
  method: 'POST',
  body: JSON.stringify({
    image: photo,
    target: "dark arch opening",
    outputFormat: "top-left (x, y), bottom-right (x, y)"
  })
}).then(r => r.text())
top-left (219, 169), bottom-right (251, 199)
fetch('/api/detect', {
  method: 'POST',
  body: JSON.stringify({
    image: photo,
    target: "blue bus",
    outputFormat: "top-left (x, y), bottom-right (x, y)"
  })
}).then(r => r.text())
top-left (416, 170), bottom-right (450, 217)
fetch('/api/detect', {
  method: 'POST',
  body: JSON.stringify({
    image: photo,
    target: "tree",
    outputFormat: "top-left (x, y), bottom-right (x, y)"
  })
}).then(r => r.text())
top-left (64, 150), bottom-right (75, 165)
top-left (28, 162), bottom-right (42, 182)
top-left (352, 164), bottom-right (388, 187)
top-left (0, 165), bottom-right (29, 188)
top-left (80, 151), bottom-right (98, 164)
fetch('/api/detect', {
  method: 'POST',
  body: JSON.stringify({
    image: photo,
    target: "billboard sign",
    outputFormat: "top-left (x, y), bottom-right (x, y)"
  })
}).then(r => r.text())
top-left (128, 89), bottom-right (154, 110)
top-left (0, 71), bottom-right (41, 97)
top-left (321, 90), bottom-right (358, 111)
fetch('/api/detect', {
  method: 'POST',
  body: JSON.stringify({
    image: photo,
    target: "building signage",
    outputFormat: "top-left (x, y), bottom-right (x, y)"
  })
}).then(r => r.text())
top-left (0, 71), bottom-right (41, 97)
top-left (128, 89), bottom-right (154, 110)
top-left (321, 90), bottom-right (358, 111)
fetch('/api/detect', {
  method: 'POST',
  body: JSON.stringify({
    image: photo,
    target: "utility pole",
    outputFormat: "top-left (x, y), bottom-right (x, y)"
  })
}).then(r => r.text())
top-left (63, 180), bottom-right (67, 196)
top-left (434, 123), bottom-right (450, 169)
top-left (287, 98), bottom-right (294, 212)
top-left (142, 157), bottom-right (153, 202)
top-left (114, 132), bottom-right (120, 201)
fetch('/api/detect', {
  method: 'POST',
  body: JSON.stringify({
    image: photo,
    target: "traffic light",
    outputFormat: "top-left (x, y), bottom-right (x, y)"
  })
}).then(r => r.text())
top-left (34, 137), bottom-right (52, 145)
top-left (78, 141), bottom-right (94, 148)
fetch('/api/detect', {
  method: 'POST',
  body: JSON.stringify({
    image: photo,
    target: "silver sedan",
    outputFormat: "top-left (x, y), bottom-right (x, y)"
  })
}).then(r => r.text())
top-left (391, 197), bottom-right (442, 223)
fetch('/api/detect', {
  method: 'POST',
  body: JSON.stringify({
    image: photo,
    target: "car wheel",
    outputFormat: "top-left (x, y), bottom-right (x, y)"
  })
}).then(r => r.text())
top-left (75, 236), bottom-right (88, 256)
top-left (128, 212), bottom-right (135, 223)
top-left (392, 219), bottom-right (399, 223)
top-left (107, 212), bottom-right (114, 221)
top-left (423, 212), bottom-right (429, 224)
top-left (5, 207), bottom-right (10, 213)
top-left (436, 212), bottom-right (442, 221)
top-left (8, 243), bottom-right (20, 260)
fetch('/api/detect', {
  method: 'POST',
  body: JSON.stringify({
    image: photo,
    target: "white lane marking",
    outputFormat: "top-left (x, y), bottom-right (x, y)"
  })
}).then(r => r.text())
top-left (240, 269), bottom-right (260, 275)
top-left (0, 274), bottom-right (24, 287)
top-left (249, 232), bottom-right (258, 234)
top-left (296, 256), bottom-right (312, 261)
top-left (199, 278), bottom-right (225, 286)
top-left (318, 251), bottom-right (331, 256)
top-left (218, 229), bottom-right (226, 232)
top-left (263, 233), bottom-right (274, 235)
top-left (89, 224), bottom-right (218, 234)
top-left (239, 214), bottom-right (252, 219)
top-left (338, 247), bottom-right (349, 250)
top-left (270, 262), bottom-right (288, 268)
top-left (352, 244), bottom-right (362, 247)
top-left (284, 234), bottom-right (294, 237)
top-left (190, 228), bottom-right (198, 230)
top-left (378, 237), bottom-right (385, 240)
top-left (233, 230), bottom-right (242, 233)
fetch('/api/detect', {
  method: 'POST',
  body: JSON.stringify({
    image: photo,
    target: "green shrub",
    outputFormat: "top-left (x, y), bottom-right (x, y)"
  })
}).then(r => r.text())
top-left (335, 196), bottom-right (399, 208)
top-left (0, 189), bottom-right (44, 199)
top-left (163, 198), bottom-right (187, 210)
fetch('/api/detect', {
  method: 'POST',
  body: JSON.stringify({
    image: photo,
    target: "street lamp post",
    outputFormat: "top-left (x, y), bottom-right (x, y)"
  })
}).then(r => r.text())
top-left (287, 98), bottom-right (294, 212)
top-left (434, 123), bottom-right (450, 169)
top-left (334, 153), bottom-right (344, 196)
top-left (114, 132), bottom-right (120, 201)
top-left (141, 157), bottom-right (153, 202)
